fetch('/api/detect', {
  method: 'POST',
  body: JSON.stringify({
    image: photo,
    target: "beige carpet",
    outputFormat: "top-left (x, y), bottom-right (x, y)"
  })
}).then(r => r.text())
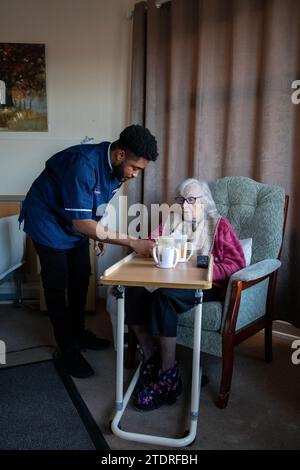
top-left (1, 301), bottom-right (299, 450)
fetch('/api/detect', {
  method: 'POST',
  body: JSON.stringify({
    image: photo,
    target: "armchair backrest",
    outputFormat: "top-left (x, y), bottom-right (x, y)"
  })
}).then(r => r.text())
top-left (209, 176), bottom-right (285, 264)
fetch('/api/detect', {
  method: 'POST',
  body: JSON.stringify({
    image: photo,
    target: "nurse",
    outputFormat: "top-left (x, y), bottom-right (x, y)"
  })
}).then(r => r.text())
top-left (19, 125), bottom-right (158, 378)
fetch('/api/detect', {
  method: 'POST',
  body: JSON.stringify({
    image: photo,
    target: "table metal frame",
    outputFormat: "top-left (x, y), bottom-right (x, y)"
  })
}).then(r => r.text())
top-left (109, 285), bottom-right (204, 447)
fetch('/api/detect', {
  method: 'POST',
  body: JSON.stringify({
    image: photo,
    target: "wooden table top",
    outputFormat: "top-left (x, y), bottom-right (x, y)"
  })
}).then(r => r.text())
top-left (100, 253), bottom-right (213, 290)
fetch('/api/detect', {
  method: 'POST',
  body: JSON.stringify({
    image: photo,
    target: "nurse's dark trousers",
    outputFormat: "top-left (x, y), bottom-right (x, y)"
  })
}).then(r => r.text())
top-left (33, 238), bottom-right (91, 352)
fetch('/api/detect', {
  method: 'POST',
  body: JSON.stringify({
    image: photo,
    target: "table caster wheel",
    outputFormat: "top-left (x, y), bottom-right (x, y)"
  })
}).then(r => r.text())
top-left (182, 430), bottom-right (195, 446)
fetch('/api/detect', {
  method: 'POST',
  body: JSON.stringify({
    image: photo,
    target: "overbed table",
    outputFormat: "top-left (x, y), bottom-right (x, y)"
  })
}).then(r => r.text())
top-left (100, 252), bottom-right (213, 448)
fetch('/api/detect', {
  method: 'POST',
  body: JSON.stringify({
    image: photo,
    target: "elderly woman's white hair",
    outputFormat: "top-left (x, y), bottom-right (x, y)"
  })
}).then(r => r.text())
top-left (158, 178), bottom-right (221, 254)
top-left (175, 178), bottom-right (218, 214)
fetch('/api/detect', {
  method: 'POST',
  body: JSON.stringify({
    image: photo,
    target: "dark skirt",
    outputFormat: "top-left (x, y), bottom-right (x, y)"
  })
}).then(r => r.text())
top-left (125, 286), bottom-right (221, 337)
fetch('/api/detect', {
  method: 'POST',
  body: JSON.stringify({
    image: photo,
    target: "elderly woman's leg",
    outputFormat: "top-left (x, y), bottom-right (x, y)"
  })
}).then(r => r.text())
top-left (153, 287), bottom-right (221, 370)
top-left (150, 288), bottom-right (195, 368)
top-left (125, 287), bottom-right (161, 396)
top-left (127, 287), bottom-right (216, 410)
top-left (134, 288), bottom-right (195, 411)
top-left (130, 325), bottom-right (154, 361)
top-left (134, 288), bottom-right (218, 410)
top-left (159, 336), bottom-right (177, 371)
top-left (125, 286), bottom-right (155, 360)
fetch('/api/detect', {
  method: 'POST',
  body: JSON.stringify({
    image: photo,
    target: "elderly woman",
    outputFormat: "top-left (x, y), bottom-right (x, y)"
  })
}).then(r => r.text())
top-left (125, 179), bottom-right (246, 411)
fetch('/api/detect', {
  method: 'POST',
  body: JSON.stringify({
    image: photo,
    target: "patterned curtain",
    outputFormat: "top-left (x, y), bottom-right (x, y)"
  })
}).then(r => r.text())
top-left (129, 0), bottom-right (300, 327)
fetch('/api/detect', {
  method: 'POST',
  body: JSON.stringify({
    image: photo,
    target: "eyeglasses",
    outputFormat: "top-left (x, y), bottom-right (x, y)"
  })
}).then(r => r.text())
top-left (174, 196), bottom-right (203, 205)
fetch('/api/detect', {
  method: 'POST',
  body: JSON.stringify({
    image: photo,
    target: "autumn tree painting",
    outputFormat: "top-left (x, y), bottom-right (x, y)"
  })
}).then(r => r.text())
top-left (0, 43), bottom-right (48, 131)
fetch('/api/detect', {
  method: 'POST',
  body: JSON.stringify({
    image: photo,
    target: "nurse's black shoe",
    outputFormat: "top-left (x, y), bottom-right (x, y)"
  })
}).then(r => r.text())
top-left (54, 347), bottom-right (94, 379)
top-left (78, 329), bottom-right (110, 351)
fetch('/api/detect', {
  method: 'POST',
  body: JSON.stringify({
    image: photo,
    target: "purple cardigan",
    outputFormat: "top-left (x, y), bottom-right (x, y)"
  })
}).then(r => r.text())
top-left (151, 217), bottom-right (246, 283)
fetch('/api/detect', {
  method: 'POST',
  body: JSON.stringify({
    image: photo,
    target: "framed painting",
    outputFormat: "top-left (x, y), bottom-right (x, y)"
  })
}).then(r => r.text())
top-left (0, 43), bottom-right (48, 131)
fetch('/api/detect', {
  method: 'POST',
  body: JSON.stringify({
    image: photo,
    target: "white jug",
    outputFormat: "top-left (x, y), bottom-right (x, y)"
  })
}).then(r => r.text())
top-left (153, 245), bottom-right (180, 269)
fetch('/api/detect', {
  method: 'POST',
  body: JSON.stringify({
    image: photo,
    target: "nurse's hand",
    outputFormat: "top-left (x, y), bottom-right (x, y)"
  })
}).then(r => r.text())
top-left (130, 239), bottom-right (155, 257)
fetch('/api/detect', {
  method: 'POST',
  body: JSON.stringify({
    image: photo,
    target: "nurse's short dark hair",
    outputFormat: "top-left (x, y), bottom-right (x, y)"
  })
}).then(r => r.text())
top-left (117, 124), bottom-right (158, 161)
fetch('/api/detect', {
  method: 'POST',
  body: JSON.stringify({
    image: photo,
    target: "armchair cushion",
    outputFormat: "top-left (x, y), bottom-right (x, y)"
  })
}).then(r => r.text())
top-left (177, 301), bottom-right (222, 332)
top-left (239, 238), bottom-right (252, 266)
top-left (177, 260), bottom-right (281, 336)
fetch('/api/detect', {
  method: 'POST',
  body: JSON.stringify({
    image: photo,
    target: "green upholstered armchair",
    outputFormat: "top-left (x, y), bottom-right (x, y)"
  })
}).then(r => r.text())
top-left (125, 176), bottom-right (288, 408)
top-left (176, 176), bottom-right (289, 408)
